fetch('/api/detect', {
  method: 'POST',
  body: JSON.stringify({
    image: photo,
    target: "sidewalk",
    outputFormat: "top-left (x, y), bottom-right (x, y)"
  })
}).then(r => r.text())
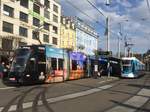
top-left (0, 79), bottom-right (7, 89)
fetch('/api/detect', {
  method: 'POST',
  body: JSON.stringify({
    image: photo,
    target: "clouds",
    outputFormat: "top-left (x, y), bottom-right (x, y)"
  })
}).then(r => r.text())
top-left (60, 0), bottom-right (150, 53)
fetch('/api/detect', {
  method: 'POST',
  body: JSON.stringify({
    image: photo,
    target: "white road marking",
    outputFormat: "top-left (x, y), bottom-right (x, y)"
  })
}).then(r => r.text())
top-left (138, 88), bottom-right (150, 97)
top-left (124, 96), bottom-right (148, 108)
top-left (106, 106), bottom-right (135, 112)
top-left (98, 85), bottom-right (113, 89)
top-left (106, 88), bottom-right (150, 112)
top-left (98, 78), bottom-right (116, 84)
top-left (0, 84), bottom-right (113, 112)
top-left (0, 87), bottom-right (15, 90)
top-left (98, 81), bottom-right (106, 84)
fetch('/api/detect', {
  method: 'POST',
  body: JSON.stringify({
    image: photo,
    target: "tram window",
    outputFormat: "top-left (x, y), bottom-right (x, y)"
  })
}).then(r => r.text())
top-left (51, 58), bottom-right (57, 70)
top-left (72, 60), bottom-right (77, 70)
top-left (38, 52), bottom-right (45, 62)
top-left (58, 59), bottom-right (64, 70)
top-left (132, 63), bottom-right (135, 72)
top-left (30, 57), bottom-right (36, 71)
top-left (46, 58), bottom-right (51, 73)
top-left (123, 60), bottom-right (130, 65)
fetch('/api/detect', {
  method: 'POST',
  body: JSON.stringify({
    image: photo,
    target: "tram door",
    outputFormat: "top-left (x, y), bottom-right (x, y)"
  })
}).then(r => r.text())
top-left (37, 51), bottom-right (46, 81)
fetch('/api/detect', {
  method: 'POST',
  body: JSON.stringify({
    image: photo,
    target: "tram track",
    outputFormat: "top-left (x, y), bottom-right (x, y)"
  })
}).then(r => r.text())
top-left (0, 85), bottom-right (54, 112)
top-left (0, 77), bottom-right (117, 112)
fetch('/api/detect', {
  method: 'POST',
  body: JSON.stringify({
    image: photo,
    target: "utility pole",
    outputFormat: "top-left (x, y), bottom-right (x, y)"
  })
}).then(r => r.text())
top-left (105, 0), bottom-right (110, 52)
top-left (124, 36), bottom-right (134, 57)
top-left (106, 17), bottom-right (110, 51)
top-left (118, 36), bottom-right (121, 58)
top-left (118, 23), bottom-right (122, 58)
top-left (124, 35), bottom-right (127, 57)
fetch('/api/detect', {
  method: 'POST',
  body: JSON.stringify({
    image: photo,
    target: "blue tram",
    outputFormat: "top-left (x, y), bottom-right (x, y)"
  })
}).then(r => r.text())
top-left (121, 57), bottom-right (145, 78)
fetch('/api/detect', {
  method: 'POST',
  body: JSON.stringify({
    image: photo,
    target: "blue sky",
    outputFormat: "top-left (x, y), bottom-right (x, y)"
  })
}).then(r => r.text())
top-left (61, 0), bottom-right (150, 54)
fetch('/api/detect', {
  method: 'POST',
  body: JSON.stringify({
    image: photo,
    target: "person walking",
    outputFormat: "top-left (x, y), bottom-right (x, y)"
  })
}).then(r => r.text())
top-left (0, 62), bottom-right (5, 79)
top-left (98, 67), bottom-right (103, 77)
top-left (93, 64), bottom-right (98, 79)
top-left (107, 61), bottom-right (111, 77)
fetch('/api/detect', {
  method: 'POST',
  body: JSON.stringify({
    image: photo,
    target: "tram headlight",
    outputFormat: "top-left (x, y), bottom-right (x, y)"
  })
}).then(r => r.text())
top-left (26, 74), bottom-right (30, 77)
top-left (4, 69), bottom-right (7, 72)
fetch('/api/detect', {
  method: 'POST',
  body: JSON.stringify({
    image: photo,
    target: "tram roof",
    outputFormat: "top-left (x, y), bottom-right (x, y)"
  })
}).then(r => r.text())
top-left (122, 57), bottom-right (145, 65)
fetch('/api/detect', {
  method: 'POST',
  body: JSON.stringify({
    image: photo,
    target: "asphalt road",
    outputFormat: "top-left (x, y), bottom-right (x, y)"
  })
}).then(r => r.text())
top-left (0, 72), bottom-right (149, 112)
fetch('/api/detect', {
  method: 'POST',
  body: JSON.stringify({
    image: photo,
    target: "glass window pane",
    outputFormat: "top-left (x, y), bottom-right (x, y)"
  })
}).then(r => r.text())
top-left (20, 12), bottom-right (28, 23)
top-left (43, 34), bottom-right (49, 43)
top-left (3, 5), bottom-right (14, 17)
top-left (51, 58), bottom-right (57, 70)
top-left (19, 26), bottom-right (28, 37)
top-left (52, 37), bottom-right (57, 45)
top-left (3, 21), bottom-right (13, 33)
top-left (20, 0), bottom-right (28, 8)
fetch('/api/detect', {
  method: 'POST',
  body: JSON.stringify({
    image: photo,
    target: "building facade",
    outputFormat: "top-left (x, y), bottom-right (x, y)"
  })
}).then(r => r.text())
top-left (60, 16), bottom-right (76, 50)
top-left (72, 17), bottom-right (99, 56)
top-left (0, 0), bottom-right (61, 58)
top-left (144, 54), bottom-right (150, 71)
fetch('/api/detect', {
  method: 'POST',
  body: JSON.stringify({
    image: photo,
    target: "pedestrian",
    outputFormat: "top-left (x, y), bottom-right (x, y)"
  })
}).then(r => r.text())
top-left (98, 67), bottom-right (103, 77)
top-left (93, 64), bottom-right (98, 79)
top-left (107, 62), bottom-right (110, 77)
top-left (0, 62), bottom-right (5, 79)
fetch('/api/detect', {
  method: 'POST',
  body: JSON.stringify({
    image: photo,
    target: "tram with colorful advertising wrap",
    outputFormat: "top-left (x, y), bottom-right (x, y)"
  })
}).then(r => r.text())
top-left (7, 45), bottom-right (87, 84)
top-left (69, 52), bottom-right (86, 80)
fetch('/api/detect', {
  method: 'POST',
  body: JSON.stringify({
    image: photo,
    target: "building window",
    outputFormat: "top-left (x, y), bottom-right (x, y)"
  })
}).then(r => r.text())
top-left (20, 12), bottom-right (28, 23)
top-left (3, 5), bottom-right (14, 17)
top-left (19, 42), bottom-right (27, 47)
top-left (2, 39), bottom-right (13, 50)
top-left (43, 34), bottom-right (49, 43)
top-left (33, 3), bottom-right (40, 14)
top-left (53, 14), bottom-right (58, 23)
top-left (44, 9), bottom-right (50, 19)
top-left (33, 17), bottom-right (40, 27)
top-left (32, 31), bottom-right (39, 40)
top-left (44, 0), bottom-right (50, 8)
top-left (53, 26), bottom-right (58, 34)
top-left (3, 21), bottom-right (13, 33)
top-left (44, 22), bottom-right (49, 31)
top-left (53, 4), bottom-right (58, 13)
top-left (52, 37), bottom-right (57, 45)
top-left (20, 0), bottom-right (28, 8)
top-left (19, 26), bottom-right (28, 37)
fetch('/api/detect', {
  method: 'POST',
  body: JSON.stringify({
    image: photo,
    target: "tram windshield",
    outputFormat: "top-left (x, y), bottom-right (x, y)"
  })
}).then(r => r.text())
top-left (122, 60), bottom-right (132, 72)
top-left (10, 49), bottom-right (31, 72)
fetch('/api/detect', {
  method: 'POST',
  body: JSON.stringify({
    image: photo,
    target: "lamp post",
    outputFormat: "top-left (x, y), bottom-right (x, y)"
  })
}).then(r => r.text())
top-left (62, 41), bottom-right (65, 82)
top-left (106, 17), bottom-right (110, 51)
top-left (106, 0), bottom-right (111, 5)
top-left (117, 34), bottom-right (121, 58)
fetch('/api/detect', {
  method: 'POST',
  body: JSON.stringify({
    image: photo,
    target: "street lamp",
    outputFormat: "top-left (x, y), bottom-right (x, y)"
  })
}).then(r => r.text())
top-left (117, 32), bottom-right (122, 58)
top-left (106, 0), bottom-right (111, 5)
